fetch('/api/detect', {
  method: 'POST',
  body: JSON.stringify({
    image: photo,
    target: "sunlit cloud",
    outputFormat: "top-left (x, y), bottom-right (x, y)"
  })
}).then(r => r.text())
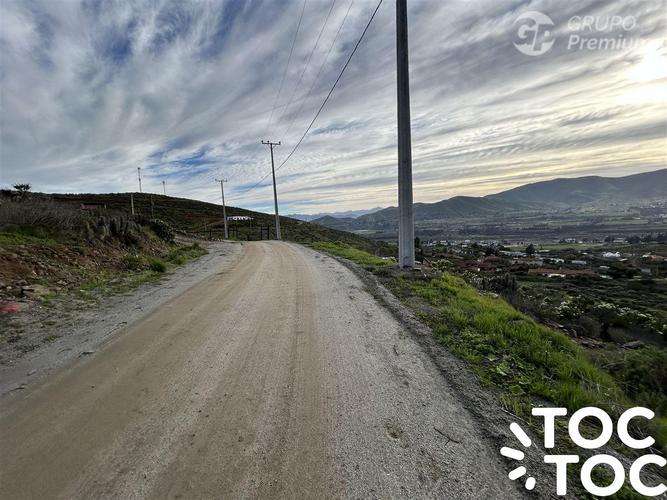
top-left (0, 0), bottom-right (665, 213)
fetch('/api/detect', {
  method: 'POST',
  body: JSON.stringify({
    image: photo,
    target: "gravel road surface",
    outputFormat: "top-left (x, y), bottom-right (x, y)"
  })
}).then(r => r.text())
top-left (0, 241), bottom-right (519, 499)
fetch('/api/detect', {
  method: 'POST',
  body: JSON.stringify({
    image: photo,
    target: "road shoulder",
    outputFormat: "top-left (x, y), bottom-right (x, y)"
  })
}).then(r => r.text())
top-left (308, 246), bottom-right (560, 499)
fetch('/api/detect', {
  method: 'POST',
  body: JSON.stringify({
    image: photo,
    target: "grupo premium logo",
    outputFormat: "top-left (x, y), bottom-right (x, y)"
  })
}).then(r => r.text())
top-left (513, 11), bottom-right (643, 57)
top-left (501, 407), bottom-right (666, 497)
top-left (513, 11), bottom-right (555, 56)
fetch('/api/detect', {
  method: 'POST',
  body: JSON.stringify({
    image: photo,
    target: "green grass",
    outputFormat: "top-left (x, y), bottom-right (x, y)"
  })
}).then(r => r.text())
top-left (0, 228), bottom-right (60, 246)
top-left (312, 241), bottom-right (666, 451)
top-left (395, 273), bottom-right (626, 414)
top-left (308, 242), bottom-right (395, 271)
top-left (164, 242), bottom-right (207, 265)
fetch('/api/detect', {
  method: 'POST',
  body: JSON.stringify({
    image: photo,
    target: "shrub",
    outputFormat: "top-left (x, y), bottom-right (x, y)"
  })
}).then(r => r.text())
top-left (149, 259), bottom-right (166, 273)
top-left (0, 196), bottom-right (89, 235)
top-left (149, 219), bottom-right (175, 242)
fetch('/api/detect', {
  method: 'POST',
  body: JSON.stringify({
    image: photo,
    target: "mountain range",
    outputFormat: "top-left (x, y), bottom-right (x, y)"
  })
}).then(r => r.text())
top-left (287, 207), bottom-right (384, 222)
top-left (312, 169), bottom-right (667, 232)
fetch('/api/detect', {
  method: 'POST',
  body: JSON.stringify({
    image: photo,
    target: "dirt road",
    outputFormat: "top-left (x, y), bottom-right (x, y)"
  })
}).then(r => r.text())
top-left (0, 242), bottom-right (518, 499)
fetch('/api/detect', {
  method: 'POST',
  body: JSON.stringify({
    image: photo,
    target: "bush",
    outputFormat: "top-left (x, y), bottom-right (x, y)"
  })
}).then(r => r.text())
top-left (121, 254), bottom-right (145, 271)
top-left (0, 196), bottom-right (89, 235)
top-left (149, 219), bottom-right (174, 243)
top-left (149, 259), bottom-right (166, 273)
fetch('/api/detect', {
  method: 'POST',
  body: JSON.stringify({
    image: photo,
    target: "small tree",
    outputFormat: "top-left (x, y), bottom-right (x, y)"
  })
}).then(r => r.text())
top-left (525, 243), bottom-right (536, 256)
top-left (13, 183), bottom-right (31, 195)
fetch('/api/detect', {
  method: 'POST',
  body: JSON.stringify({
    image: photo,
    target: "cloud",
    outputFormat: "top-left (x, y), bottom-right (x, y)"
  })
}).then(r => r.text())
top-left (0, 0), bottom-right (665, 213)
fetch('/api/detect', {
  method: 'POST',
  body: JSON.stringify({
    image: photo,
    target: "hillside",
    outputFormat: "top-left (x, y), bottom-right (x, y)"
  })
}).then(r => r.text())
top-left (487, 168), bottom-right (667, 208)
top-left (48, 192), bottom-right (392, 255)
top-left (0, 190), bottom-right (207, 317)
top-left (313, 196), bottom-right (529, 231)
top-left (287, 207), bottom-right (383, 221)
top-left (313, 169), bottom-right (667, 233)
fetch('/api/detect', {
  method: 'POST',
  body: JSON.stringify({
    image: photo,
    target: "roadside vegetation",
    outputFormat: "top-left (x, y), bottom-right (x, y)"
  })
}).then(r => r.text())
top-left (0, 188), bottom-right (207, 354)
top-left (309, 242), bottom-right (395, 270)
top-left (312, 241), bottom-right (667, 458)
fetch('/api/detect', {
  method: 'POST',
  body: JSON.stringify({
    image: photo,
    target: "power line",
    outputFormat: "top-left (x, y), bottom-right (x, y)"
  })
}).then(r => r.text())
top-left (264, 0), bottom-right (307, 137)
top-left (275, 0), bottom-right (337, 128)
top-left (280, 0), bottom-right (355, 140)
top-left (241, 0), bottom-right (383, 195)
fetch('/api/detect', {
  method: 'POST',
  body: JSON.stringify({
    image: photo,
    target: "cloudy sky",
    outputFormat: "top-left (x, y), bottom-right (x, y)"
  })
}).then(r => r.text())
top-left (1, 0), bottom-right (665, 214)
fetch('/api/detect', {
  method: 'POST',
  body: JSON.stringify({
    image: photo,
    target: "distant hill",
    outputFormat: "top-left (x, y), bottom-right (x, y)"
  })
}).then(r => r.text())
top-left (313, 196), bottom-right (529, 231)
top-left (48, 192), bottom-right (392, 254)
top-left (487, 169), bottom-right (667, 208)
top-left (287, 207), bottom-right (384, 222)
top-left (312, 169), bottom-right (666, 233)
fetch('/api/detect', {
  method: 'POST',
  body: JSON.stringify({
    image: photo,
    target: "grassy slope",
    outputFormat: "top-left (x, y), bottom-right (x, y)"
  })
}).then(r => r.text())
top-left (310, 242), bottom-right (666, 454)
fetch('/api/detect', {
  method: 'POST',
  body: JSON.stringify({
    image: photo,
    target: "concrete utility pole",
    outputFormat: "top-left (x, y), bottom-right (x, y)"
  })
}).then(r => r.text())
top-left (396, 0), bottom-right (415, 269)
top-left (137, 167), bottom-right (142, 193)
top-left (215, 178), bottom-right (229, 239)
top-left (261, 140), bottom-right (282, 240)
top-left (130, 193), bottom-right (135, 215)
top-left (162, 180), bottom-right (166, 195)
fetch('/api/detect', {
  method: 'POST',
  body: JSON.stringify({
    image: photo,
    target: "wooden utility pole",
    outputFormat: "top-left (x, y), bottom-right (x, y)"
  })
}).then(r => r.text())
top-left (162, 180), bottom-right (166, 195)
top-left (396, 0), bottom-right (414, 268)
top-left (261, 140), bottom-right (282, 240)
top-left (137, 167), bottom-right (142, 193)
top-left (215, 178), bottom-right (229, 239)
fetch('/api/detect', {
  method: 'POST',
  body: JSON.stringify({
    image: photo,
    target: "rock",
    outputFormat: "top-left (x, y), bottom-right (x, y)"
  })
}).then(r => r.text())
top-left (21, 284), bottom-right (50, 298)
top-left (622, 340), bottom-right (646, 349)
top-left (16, 280), bottom-right (28, 286)
top-left (27, 369), bottom-right (37, 376)
top-left (578, 338), bottom-right (604, 349)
